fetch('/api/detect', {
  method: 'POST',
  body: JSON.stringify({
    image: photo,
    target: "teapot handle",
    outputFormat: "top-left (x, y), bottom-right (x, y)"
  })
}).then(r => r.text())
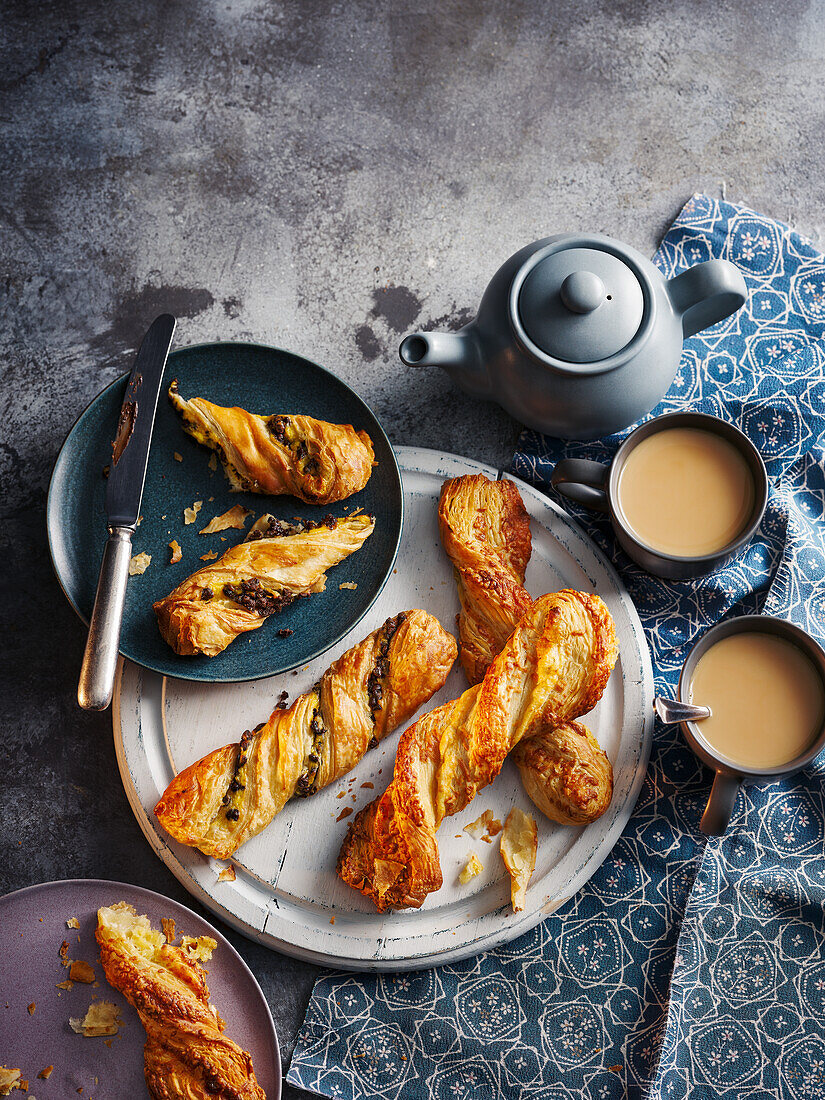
top-left (666, 259), bottom-right (747, 339)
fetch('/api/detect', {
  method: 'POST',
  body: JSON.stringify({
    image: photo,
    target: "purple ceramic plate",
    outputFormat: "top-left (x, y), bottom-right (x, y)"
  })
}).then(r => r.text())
top-left (0, 879), bottom-right (281, 1098)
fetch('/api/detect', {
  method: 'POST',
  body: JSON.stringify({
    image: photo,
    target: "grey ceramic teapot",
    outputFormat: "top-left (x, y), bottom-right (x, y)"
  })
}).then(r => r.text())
top-left (399, 233), bottom-right (747, 440)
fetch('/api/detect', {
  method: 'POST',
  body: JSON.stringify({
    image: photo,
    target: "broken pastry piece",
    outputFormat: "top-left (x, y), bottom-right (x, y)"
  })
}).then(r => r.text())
top-left (155, 609), bottom-right (457, 858)
top-left (500, 807), bottom-right (538, 912)
top-left (0, 1068), bottom-right (21, 1096)
top-left (96, 903), bottom-right (264, 1100)
top-left (459, 853), bottom-right (483, 884)
top-left (169, 380), bottom-right (375, 505)
top-left (153, 513), bottom-right (374, 656)
top-left (69, 1000), bottom-right (123, 1037)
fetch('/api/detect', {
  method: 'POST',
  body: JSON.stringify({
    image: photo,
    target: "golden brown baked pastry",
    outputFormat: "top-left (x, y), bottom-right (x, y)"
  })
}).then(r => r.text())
top-left (169, 381), bottom-right (375, 505)
top-left (337, 590), bottom-right (617, 910)
top-left (96, 903), bottom-right (265, 1100)
top-left (512, 719), bottom-right (614, 826)
top-left (153, 513), bottom-right (374, 657)
top-left (439, 473), bottom-right (615, 826)
top-left (155, 609), bottom-right (457, 858)
top-left (438, 473), bottom-right (533, 685)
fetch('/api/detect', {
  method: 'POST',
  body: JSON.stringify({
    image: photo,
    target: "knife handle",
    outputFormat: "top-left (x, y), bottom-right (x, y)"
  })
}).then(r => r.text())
top-left (77, 527), bottom-right (134, 711)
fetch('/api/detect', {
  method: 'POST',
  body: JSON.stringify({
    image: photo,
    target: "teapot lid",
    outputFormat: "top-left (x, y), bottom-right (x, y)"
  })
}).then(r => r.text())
top-left (516, 243), bottom-right (644, 364)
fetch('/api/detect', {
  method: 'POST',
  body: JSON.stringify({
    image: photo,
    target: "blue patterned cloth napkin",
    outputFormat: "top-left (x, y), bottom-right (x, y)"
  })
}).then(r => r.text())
top-left (287, 195), bottom-right (825, 1100)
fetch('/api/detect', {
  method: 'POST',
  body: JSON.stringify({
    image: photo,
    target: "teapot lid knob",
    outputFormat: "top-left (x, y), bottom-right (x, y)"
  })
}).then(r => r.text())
top-left (560, 271), bottom-right (605, 314)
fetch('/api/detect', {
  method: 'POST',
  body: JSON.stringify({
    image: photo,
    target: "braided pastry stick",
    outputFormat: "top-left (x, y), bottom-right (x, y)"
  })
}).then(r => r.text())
top-left (96, 903), bottom-right (265, 1099)
top-left (337, 590), bottom-right (617, 910)
top-left (154, 513), bottom-right (374, 657)
top-left (155, 609), bottom-right (457, 859)
top-left (439, 474), bottom-right (614, 825)
top-left (169, 380), bottom-right (375, 504)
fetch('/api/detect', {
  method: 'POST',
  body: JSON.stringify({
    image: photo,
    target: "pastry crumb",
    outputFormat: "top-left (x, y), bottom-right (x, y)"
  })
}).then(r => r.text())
top-left (69, 1000), bottom-right (122, 1037)
top-left (168, 539), bottom-right (182, 564)
top-left (501, 807), bottom-right (538, 912)
top-left (208, 453), bottom-right (218, 471)
top-left (329, 915), bottom-right (336, 925)
top-left (161, 918), bottom-right (176, 944)
top-left (173, 451), bottom-right (183, 462)
top-left (180, 935), bottom-right (217, 963)
top-left (184, 500), bottom-right (203, 525)
top-left (339, 581), bottom-right (358, 590)
top-left (69, 960), bottom-right (95, 984)
top-left (200, 551), bottom-right (219, 561)
top-left (56, 980), bottom-right (73, 991)
top-left (66, 917), bottom-right (79, 929)
top-left (36, 1069), bottom-right (52, 1081)
top-left (336, 807), bottom-right (353, 821)
top-left (128, 551), bottom-right (151, 576)
top-left (459, 852), bottom-right (483, 884)
top-left (27, 1003), bottom-right (35, 1015)
top-left (59, 940), bottom-right (71, 966)
top-left (199, 505), bottom-right (251, 534)
top-left (217, 864), bottom-right (236, 883)
top-left (464, 809), bottom-right (503, 842)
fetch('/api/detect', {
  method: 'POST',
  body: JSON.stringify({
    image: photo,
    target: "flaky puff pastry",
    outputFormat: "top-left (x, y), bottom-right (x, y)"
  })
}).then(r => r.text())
top-left (439, 474), bottom-right (615, 826)
top-left (153, 514), bottom-right (374, 657)
top-left (438, 473), bottom-right (533, 685)
top-left (96, 903), bottom-right (265, 1100)
top-left (337, 590), bottom-right (617, 911)
top-left (155, 609), bottom-right (457, 859)
top-left (169, 381), bottom-right (375, 505)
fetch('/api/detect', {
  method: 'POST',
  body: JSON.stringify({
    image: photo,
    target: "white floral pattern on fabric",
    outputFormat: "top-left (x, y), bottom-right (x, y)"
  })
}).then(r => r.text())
top-left (287, 195), bottom-right (825, 1100)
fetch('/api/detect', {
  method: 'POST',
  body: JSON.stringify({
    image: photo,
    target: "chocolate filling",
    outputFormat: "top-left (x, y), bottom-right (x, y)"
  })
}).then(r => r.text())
top-left (366, 613), bottom-right (407, 718)
top-left (223, 577), bottom-right (293, 617)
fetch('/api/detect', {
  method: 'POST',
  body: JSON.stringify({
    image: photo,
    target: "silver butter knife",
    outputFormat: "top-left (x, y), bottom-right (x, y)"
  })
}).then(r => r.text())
top-left (77, 314), bottom-right (176, 710)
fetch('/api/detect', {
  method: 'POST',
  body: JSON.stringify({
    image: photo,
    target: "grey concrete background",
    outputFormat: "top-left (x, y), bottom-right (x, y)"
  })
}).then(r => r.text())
top-left (2, 0), bottom-right (824, 1094)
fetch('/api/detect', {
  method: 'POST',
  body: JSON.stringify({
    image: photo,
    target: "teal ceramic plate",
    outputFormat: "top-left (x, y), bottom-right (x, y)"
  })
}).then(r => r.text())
top-left (48, 342), bottom-right (403, 683)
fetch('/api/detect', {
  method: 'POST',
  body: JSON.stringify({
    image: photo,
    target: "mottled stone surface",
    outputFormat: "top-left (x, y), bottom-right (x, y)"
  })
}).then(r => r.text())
top-left (2, 0), bottom-right (823, 1094)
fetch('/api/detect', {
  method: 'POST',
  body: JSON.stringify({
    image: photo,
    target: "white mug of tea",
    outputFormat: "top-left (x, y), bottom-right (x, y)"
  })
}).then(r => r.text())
top-left (660, 616), bottom-right (825, 834)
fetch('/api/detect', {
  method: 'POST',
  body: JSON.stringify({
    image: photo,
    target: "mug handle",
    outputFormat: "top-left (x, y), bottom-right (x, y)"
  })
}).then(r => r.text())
top-left (551, 459), bottom-right (610, 513)
top-left (700, 771), bottom-right (741, 835)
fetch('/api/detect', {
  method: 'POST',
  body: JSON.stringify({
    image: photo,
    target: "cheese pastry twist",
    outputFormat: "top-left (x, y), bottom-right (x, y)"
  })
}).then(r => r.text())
top-left (96, 903), bottom-right (265, 1100)
top-left (154, 513), bottom-right (374, 657)
top-left (169, 381), bottom-right (375, 504)
top-left (337, 590), bottom-right (617, 910)
top-left (439, 474), bottom-right (615, 826)
top-left (155, 609), bottom-right (457, 859)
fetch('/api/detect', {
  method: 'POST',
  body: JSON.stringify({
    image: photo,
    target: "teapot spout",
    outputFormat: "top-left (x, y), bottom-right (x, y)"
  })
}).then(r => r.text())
top-left (399, 328), bottom-right (491, 397)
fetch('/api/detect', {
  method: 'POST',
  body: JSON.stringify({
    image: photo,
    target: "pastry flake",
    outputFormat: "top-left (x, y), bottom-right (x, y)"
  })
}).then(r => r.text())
top-left (458, 853), bottom-right (483, 884)
top-left (155, 609), bottom-right (457, 858)
top-left (69, 1001), bottom-right (122, 1037)
top-left (169, 381), bottom-right (375, 505)
top-left (128, 552), bottom-right (151, 576)
top-left (0, 1069), bottom-right (20, 1097)
top-left (337, 591), bottom-right (617, 911)
top-left (153, 514), bottom-right (375, 657)
top-left (199, 505), bottom-right (251, 534)
top-left (501, 807), bottom-right (538, 912)
top-left (68, 960), bottom-right (95, 984)
top-left (95, 904), bottom-right (265, 1099)
top-left (183, 500), bottom-right (203, 525)
top-left (463, 809), bottom-right (502, 841)
top-left (168, 540), bottom-right (182, 564)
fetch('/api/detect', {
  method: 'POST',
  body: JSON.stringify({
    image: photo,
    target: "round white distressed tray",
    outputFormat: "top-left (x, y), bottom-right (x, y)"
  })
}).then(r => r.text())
top-left (114, 447), bottom-right (653, 970)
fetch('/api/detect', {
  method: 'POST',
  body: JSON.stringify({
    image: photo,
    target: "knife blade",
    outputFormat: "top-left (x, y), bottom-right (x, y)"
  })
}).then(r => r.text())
top-left (105, 313), bottom-right (177, 526)
top-left (78, 314), bottom-right (176, 710)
